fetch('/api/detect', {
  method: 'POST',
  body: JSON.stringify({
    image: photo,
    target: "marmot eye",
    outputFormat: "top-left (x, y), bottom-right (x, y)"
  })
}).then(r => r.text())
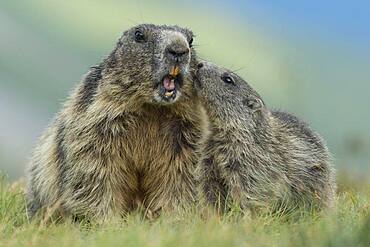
top-left (134, 30), bottom-right (145, 43)
top-left (189, 37), bottom-right (194, 48)
top-left (221, 74), bottom-right (235, 84)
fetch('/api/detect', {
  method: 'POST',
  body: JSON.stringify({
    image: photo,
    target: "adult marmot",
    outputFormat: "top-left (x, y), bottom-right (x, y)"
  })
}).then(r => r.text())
top-left (27, 24), bottom-right (208, 221)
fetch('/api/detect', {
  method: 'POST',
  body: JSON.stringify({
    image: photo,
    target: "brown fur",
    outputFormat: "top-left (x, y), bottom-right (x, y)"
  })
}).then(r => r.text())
top-left (195, 61), bottom-right (336, 214)
top-left (26, 24), bottom-right (208, 221)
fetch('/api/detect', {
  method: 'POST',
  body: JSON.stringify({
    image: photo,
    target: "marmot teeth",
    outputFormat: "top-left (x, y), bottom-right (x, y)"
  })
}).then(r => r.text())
top-left (165, 91), bottom-right (174, 97)
top-left (170, 66), bottom-right (180, 77)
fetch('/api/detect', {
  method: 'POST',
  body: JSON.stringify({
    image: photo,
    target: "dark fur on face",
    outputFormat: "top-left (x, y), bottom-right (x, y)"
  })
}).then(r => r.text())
top-left (98, 24), bottom-right (196, 106)
top-left (194, 61), bottom-right (267, 130)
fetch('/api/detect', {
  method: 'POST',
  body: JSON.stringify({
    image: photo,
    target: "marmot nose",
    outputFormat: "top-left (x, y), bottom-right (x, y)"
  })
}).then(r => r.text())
top-left (166, 45), bottom-right (189, 63)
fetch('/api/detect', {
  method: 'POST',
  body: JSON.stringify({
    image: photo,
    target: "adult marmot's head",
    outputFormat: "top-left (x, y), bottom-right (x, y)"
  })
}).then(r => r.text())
top-left (104, 24), bottom-right (196, 106)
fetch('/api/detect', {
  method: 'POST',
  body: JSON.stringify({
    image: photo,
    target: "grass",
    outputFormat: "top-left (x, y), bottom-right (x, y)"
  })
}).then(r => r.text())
top-left (0, 173), bottom-right (369, 247)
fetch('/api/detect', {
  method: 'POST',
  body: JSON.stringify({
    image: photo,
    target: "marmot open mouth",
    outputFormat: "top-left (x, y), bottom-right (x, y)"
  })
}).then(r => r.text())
top-left (159, 66), bottom-right (182, 100)
top-left (162, 75), bottom-right (176, 97)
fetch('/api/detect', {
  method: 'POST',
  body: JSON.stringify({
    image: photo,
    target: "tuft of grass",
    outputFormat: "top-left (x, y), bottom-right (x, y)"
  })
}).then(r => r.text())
top-left (0, 174), bottom-right (369, 247)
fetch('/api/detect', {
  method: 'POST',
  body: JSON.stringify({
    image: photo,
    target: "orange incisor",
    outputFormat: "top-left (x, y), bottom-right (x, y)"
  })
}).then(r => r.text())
top-left (170, 66), bottom-right (180, 77)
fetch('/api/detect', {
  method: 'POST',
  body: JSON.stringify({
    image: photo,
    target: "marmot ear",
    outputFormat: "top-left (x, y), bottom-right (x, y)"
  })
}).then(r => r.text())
top-left (244, 97), bottom-right (264, 112)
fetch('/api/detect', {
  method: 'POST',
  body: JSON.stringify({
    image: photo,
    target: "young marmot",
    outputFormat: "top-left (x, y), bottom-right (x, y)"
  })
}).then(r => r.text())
top-left (195, 61), bottom-right (336, 213)
top-left (27, 24), bottom-right (208, 220)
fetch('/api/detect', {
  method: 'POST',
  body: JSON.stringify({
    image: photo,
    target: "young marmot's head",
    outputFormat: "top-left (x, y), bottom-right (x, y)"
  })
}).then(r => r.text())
top-left (105, 24), bottom-right (196, 105)
top-left (194, 61), bottom-right (268, 129)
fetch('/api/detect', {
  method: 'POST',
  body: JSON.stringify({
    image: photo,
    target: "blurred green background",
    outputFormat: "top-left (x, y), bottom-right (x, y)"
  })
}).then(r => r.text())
top-left (0, 0), bottom-right (369, 179)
